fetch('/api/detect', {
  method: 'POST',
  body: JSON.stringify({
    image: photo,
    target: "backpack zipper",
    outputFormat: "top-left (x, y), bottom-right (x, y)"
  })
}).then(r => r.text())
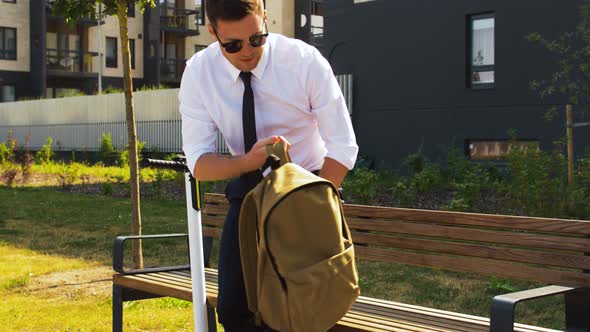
top-left (263, 180), bottom-right (340, 292)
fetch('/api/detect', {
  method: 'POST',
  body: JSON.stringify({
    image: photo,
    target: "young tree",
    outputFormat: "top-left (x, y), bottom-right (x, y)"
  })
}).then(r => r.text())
top-left (527, 3), bottom-right (590, 120)
top-left (52, 0), bottom-right (155, 269)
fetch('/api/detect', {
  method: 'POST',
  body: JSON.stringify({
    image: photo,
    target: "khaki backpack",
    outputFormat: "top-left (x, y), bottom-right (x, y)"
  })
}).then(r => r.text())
top-left (239, 142), bottom-right (360, 332)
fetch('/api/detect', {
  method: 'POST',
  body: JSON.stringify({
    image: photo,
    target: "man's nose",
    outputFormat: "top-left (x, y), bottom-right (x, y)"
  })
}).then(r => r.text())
top-left (241, 41), bottom-right (255, 55)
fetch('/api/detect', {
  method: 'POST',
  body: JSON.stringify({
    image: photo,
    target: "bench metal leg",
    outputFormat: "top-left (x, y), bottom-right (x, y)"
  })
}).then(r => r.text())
top-left (113, 285), bottom-right (123, 332)
top-left (565, 288), bottom-right (590, 331)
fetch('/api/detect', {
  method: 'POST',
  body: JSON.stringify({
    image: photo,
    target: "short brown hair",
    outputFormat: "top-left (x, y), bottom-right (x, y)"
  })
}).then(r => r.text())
top-left (205, 0), bottom-right (264, 27)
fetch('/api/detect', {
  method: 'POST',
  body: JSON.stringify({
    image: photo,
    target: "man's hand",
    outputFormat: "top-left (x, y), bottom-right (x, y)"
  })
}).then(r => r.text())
top-left (193, 135), bottom-right (290, 181)
top-left (243, 136), bottom-right (290, 172)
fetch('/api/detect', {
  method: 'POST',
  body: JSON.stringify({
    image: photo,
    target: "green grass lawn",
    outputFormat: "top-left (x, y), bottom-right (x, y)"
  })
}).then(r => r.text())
top-left (0, 184), bottom-right (565, 330)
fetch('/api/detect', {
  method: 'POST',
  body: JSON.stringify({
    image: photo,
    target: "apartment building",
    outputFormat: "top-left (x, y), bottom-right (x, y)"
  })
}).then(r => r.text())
top-left (0, 0), bottom-right (308, 102)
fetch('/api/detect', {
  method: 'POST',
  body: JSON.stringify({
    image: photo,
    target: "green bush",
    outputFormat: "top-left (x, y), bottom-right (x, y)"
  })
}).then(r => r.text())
top-left (34, 137), bottom-right (55, 164)
top-left (443, 150), bottom-right (503, 211)
top-left (100, 132), bottom-right (119, 165)
top-left (503, 143), bottom-right (569, 217)
top-left (103, 86), bottom-right (124, 94)
top-left (119, 140), bottom-right (146, 167)
top-left (343, 166), bottom-right (380, 204)
top-left (0, 142), bottom-right (14, 164)
top-left (57, 162), bottom-right (80, 189)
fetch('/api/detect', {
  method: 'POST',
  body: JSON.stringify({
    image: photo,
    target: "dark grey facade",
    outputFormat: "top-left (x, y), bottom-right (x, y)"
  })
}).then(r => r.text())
top-left (319, 0), bottom-right (590, 166)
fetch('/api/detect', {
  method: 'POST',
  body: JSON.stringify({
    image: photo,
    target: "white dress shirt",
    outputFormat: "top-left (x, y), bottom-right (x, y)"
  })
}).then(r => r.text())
top-left (179, 33), bottom-right (358, 177)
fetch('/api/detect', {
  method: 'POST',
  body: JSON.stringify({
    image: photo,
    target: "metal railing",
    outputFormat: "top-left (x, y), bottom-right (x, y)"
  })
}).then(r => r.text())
top-left (0, 74), bottom-right (353, 153)
top-left (46, 49), bottom-right (96, 73)
top-left (160, 7), bottom-right (198, 31)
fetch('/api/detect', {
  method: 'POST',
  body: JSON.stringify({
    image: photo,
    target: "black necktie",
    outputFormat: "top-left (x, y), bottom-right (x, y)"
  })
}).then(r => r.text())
top-left (240, 71), bottom-right (257, 153)
top-left (240, 71), bottom-right (262, 186)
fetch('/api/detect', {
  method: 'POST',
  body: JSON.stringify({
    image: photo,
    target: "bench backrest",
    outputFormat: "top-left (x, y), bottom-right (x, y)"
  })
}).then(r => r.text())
top-left (202, 193), bottom-right (590, 288)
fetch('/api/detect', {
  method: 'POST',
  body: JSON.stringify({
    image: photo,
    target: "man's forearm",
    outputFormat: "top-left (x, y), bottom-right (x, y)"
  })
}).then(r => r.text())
top-left (193, 153), bottom-right (251, 181)
top-left (193, 136), bottom-right (283, 181)
top-left (319, 157), bottom-right (349, 188)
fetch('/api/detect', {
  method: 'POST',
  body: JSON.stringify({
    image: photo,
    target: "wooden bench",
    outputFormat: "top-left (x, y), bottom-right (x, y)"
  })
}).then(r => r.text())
top-left (113, 193), bottom-right (590, 331)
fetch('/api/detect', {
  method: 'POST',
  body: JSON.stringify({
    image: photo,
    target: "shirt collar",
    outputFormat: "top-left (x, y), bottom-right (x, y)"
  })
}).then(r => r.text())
top-left (218, 33), bottom-right (272, 83)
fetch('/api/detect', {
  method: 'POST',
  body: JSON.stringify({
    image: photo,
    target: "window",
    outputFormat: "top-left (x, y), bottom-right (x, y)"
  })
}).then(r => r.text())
top-left (194, 44), bottom-right (206, 54)
top-left (0, 27), bottom-right (16, 60)
top-left (195, 0), bottom-right (205, 25)
top-left (106, 37), bottom-right (117, 68)
top-left (0, 85), bottom-right (16, 102)
top-left (127, 2), bottom-right (135, 17)
top-left (469, 14), bottom-right (495, 88)
top-left (467, 139), bottom-right (539, 160)
top-left (129, 39), bottom-right (135, 69)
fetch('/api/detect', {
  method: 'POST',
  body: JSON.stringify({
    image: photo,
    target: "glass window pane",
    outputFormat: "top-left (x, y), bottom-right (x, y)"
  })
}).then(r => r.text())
top-left (0, 28), bottom-right (5, 59)
top-left (106, 37), bottom-right (117, 67)
top-left (472, 17), bottom-right (494, 66)
top-left (1, 85), bottom-right (16, 102)
top-left (129, 39), bottom-right (135, 69)
top-left (6, 28), bottom-right (16, 59)
top-left (472, 70), bottom-right (494, 84)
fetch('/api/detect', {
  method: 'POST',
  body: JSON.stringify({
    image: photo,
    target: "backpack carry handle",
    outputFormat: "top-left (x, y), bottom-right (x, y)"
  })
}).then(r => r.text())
top-left (263, 140), bottom-right (291, 171)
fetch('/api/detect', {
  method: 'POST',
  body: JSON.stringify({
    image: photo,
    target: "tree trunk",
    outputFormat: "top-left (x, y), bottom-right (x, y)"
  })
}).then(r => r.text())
top-left (117, 1), bottom-right (143, 269)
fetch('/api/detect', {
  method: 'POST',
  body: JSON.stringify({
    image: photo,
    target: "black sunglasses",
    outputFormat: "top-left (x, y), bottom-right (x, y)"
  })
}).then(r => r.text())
top-left (213, 22), bottom-right (269, 54)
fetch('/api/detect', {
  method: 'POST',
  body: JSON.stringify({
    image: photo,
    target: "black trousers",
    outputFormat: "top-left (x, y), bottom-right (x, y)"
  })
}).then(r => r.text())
top-left (217, 176), bottom-right (265, 332)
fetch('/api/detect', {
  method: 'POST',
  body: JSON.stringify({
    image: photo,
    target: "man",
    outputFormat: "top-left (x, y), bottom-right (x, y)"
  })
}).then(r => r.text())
top-left (179, 0), bottom-right (358, 330)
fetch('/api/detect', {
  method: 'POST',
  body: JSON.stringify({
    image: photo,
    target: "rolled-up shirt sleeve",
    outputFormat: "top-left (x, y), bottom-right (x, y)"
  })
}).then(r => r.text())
top-left (306, 49), bottom-right (359, 170)
top-left (179, 62), bottom-right (218, 177)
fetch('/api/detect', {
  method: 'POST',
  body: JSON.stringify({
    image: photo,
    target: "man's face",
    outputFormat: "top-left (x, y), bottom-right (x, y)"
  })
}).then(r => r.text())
top-left (209, 12), bottom-right (267, 72)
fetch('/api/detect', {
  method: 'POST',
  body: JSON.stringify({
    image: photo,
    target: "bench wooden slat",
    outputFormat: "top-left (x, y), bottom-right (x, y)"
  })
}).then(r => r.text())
top-left (343, 204), bottom-right (590, 235)
top-left (114, 269), bottom-right (558, 332)
top-left (353, 297), bottom-right (557, 332)
top-left (205, 192), bottom-right (590, 235)
top-left (347, 306), bottom-right (481, 332)
top-left (113, 273), bottom-right (193, 301)
top-left (351, 231), bottom-right (590, 270)
top-left (204, 193), bottom-right (228, 205)
top-left (202, 214), bottom-right (225, 227)
top-left (356, 246), bottom-right (590, 287)
top-left (340, 311), bottom-right (452, 332)
top-left (347, 217), bottom-right (590, 252)
top-left (203, 203), bottom-right (231, 216)
top-left (203, 227), bottom-right (223, 239)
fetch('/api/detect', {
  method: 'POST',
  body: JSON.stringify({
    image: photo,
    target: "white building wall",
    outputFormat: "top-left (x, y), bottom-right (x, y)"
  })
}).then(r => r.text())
top-left (87, 6), bottom-right (144, 79)
top-left (0, 0), bottom-right (30, 72)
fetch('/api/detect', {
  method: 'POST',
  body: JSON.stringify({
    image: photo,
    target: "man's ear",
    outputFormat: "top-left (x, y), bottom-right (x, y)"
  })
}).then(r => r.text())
top-left (207, 24), bottom-right (217, 40)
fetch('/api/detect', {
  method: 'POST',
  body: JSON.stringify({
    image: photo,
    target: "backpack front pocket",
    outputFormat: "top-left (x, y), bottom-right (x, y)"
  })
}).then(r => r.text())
top-left (284, 242), bottom-right (360, 332)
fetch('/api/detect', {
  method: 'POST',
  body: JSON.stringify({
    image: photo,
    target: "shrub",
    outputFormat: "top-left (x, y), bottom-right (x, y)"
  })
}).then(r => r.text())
top-left (0, 142), bottom-right (13, 164)
top-left (119, 140), bottom-right (146, 167)
top-left (100, 132), bottom-right (119, 165)
top-left (101, 182), bottom-right (114, 196)
top-left (103, 86), bottom-right (124, 94)
top-left (57, 162), bottom-right (80, 189)
top-left (503, 142), bottom-right (569, 217)
top-left (35, 137), bottom-right (55, 164)
top-left (343, 166), bottom-right (379, 204)
top-left (2, 165), bottom-right (19, 187)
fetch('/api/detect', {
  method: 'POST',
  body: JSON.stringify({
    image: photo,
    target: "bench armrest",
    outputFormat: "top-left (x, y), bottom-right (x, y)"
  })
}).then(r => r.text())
top-left (490, 285), bottom-right (579, 331)
top-left (113, 234), bottom-right (189, 274)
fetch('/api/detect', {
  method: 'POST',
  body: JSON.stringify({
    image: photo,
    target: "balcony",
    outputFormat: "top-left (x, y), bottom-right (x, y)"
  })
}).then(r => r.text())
top-left (160, 7), bottom-right (199, 36)
top-left (160, 58), bottom-right (186, 82)
top-left (46, 0), bottom-right (101, 26)
top-left (46, 49), bottom-right (98, 78)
